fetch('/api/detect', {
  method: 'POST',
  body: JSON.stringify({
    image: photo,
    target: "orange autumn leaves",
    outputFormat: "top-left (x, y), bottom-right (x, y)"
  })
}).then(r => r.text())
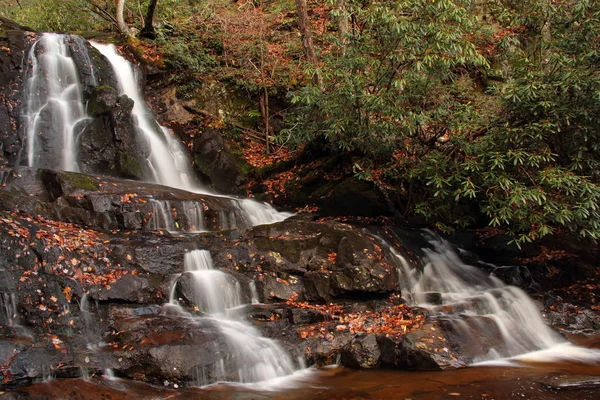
top-left (286, 294), bottom-right (424, 341)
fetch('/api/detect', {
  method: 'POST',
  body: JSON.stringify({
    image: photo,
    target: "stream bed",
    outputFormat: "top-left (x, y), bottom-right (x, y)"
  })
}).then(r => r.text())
top-left (5, 359), bottom-right (600, 400)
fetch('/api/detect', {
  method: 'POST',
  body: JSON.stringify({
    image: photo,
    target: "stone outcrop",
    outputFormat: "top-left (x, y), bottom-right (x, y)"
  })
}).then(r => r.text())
top-left (192, 128), bottom-right (247, 194)
top-left (0, 173), bottom-right (489, 388)
top-left (79, 88), bottom-right (150, 180)
top-left (0, 20), bottom-right (33, 168)
top-left (0, 167), bottom-right (248, 232)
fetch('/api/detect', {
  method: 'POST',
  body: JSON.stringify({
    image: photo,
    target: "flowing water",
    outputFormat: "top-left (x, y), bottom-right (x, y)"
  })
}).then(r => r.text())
top-left (23, 34), bottom-right (89, 171)
top-left (149, 199), bottom-right (206, 232)
top-left (88, 42), bottom-right (198, 190)
top-left (167, 250), bottom-right (296, 385)
top-left (22, 33), bottom-right (289, 230)
top-left (90, 41), bottom-right (291, 227)
top-left (387, 231), bottom-right (600, 365)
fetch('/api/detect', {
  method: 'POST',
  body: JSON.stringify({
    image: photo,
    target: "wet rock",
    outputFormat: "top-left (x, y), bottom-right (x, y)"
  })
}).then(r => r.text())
top-left (0, 23), bottom-right (32, 168)
top-left (192, 129), bottom-right (246, 193)
top-left (0, 168), bottom-right (250, 233)
top-left (378, 320), bottom-right (467, 370)
top-left (244, 220), bottom-right (399, 302)
top-left (93, 274), bottom-right (155, 303)
top-left (545, 309), bottom-right (600, 334)
top-left (341, 334), bottom-right (380, 368)
top-left (79, 93), bottom-right (150, 180)
top-left (100, 314), bottom-right (246, 386)
top-left (304, 332), bottom-right (354, 366)
top-left (256, 273), bottom-right (303, 302)
top-left (539, 375), bottom-right (600, 390)
top-left (0, 327), bottom-right (79, 387)
top-left (86, 86), bottom-right (118, 117)
top-left (287, 307), bottom-right (327, 325)
top-left (421, 292), bottom-right (443, 305)
top-left (63, 35), bottom-right (113, 98)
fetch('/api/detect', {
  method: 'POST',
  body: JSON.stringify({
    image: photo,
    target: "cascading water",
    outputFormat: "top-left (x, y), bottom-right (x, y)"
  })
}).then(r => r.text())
top-left (150, 199), bottom-right (206, 232)
top-left (89, 42), bottom-right (197, 190)
top-left (90, 41), bottom-right (291, 227)
top-left (168, 250), bottom-right (296, 385)
top-left (388, 231), bottom-right (600, 364)
top-left (15, 33), bottom-right (297, 386)
top-left (0, 292), bottom-right (18, 327)
top-left (23, 34), bottom-right (90, 171)
top-left (20, 33), bottom-right (289, 231)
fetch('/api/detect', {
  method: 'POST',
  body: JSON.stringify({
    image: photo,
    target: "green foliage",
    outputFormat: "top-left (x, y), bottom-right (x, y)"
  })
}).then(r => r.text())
top-left (2, 0), bottom-right (109, 32)
top-left (288, 0), bottom-right (489, 158)
top-left (158, 33), bottom-right (218, 75)
top-left (286, 0), bottom-right (600, 244)
top-left (412, 0), bottom-right (600, 244)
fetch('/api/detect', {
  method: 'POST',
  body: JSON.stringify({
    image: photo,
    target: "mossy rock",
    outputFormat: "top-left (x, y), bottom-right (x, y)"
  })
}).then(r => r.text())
top-left (86, 86), bottom-right (118, 117)
top-left (60, 171), bottom-right (100, 191)
top-left (117, 150), bottom-right (146, 180)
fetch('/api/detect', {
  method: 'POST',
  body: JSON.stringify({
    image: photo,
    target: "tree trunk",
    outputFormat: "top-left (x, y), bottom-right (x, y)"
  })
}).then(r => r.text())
top-left (294, 0), bottom-right (321, 86)
top-left (140, 0), bottom-right (158, 39)
top-left (259, 93), bottom-right (270, 155)
top-left (337, 0), bottom-right (349, 56)
top-left (116, 0), bottom-right (131, 36)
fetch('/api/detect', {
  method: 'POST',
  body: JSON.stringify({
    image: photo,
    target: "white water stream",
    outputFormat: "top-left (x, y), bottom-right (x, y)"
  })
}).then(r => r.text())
top-left (390, 232), bottom-right (600, 365)
top-left (168, 250), bottom-right (295, 385)
top-left (89, 41), bottom-right (291, 228)
top-left (23, 34), bottom-right (89, 171)
top-left (23, 34), bottom-right (290, 229)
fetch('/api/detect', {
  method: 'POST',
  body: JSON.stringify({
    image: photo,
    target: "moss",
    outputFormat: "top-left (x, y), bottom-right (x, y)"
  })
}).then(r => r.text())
top-left (0, 186), bottom-right (27, 201)
top-left (117, 151), bottom-right (145, 180)
top-left (61, 172), bottom-right (99, 191)
top-left (227, 140), bottom-right (251, 176)
top-left (86, 86), bottom-right (118, 116)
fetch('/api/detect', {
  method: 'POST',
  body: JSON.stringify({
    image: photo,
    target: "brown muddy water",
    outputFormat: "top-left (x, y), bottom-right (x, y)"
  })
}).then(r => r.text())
top-left (4, 359), bottom-right (600, 400)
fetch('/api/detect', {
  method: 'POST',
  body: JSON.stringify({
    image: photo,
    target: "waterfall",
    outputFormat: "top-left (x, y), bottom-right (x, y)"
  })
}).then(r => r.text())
top-left (387, 231), bottom-right (600, 364)
top-left (19, 33), bottom-right (289, 229)
top-left (90, 41), bottom-right (291, 226)
top-left (23, 34), bottom-right (89, 171)
top-left (169, 250), bottom-right (296, 385)
top-left (88, 42), bottom-right (198, 191)
top-left (15, 33), bottom-right (297, 385)
top-left (150, 199), bottom-right (206, 232)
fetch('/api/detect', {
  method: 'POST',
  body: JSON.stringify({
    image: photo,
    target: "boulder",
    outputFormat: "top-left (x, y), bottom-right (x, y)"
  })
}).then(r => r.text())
top-left (64, 36), bottom-right (119, 99)
top-left (192, 129), bottom-right (246, 193)
top-left (341, 334), bottom-right (380, 368)
top-left (79, 91), bottom-right (150, 180)
top-left (244, 220), bottom-right (399, 302)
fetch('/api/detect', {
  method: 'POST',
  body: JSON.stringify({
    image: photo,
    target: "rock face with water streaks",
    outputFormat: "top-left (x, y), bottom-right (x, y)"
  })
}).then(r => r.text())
top-left (79, 88), bottom-right (151, 180)
top-left (0, 167), bottom-right (248, 232)
top-left (0, 172), bottom-right (484, 387)
top-left (0, 19), bottom-right (33, 168)
top-left (0, 25), bottom-right (152, 180)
